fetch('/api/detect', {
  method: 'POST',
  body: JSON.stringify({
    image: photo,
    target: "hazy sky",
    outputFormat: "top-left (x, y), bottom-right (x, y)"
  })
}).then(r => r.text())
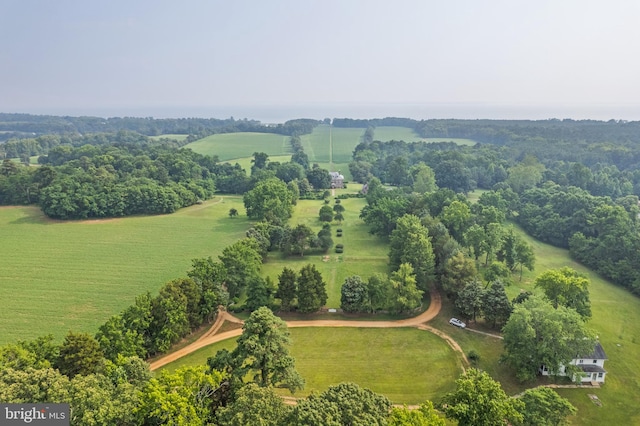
top-left (3, 0), bottom-right (640, 119)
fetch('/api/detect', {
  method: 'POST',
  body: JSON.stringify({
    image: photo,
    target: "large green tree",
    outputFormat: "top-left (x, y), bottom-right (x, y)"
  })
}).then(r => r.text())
top-left (243, 178), bottom-right (294, 224)
top-left (297, 264), bottom-right (328, 313)
top-left (534, 267), bottom-right (592, 318)
top-left (439, 200), bottom-right (472, 242)
top-left (388, 401), bottom-right (445, 426)
top-left (439, 368), bottom-right (523, 426)
top-left (187, 257), bottom-right (229, 322)
top-left (519, 387), bottom-right (577, 426)
top-left (502, 295), bottom-right (597, 382)
top-left (137, 366), bottom-right (223, 426)
top-left (286, 382), bottom-right (390, 426)
top-left (226, 307), bottom-right (304, 392)
top-left (286, 224), bottom-right (315, 256)
top-left (55, 332), bottom-right (104, 378)
top-left (340, 275), bottom-right (369, 313)
top-left (216, 383), bottom-right (289, 426)
top-left (481, 280), bottom-right (512, 328)
top-left (389, 214), bottom-right (435, 292)
top-left (219, 238), bottom-right (263, 299)
top-left (441, 252), bottom-right (477, 298)
top-left (389, 263), bottom-right (423, 314)
top-left (276, 267), bottom-right (297, 312)
top-left (455, 279), bottom-right (484, 322)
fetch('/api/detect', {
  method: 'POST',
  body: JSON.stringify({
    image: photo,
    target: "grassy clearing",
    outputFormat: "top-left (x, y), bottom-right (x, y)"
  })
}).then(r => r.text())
top-left (263, 196), bottom-right (389, 307)
top-left (0, 197), bottom-right (250, 344)
top-left (372, 126), bottom-right (425, 142)
top-left (184, 132), bottom-right (290, 161)
top-left (160, 327), bottom-right (460, 404)
top-left (149, 134), bottom-right (189, 142)
top-left (372, 126), bottom-right (477, 146)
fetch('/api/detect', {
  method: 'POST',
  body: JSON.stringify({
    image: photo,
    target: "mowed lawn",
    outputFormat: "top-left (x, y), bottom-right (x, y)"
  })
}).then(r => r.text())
top-left (0, 197), bottom-right (250, 344)
top-left (184, 132), bottom-right (291, 161)
top-left (160, 327), bottom-right (459, 404)
top-left (262, 194), bottom-right (389, 308)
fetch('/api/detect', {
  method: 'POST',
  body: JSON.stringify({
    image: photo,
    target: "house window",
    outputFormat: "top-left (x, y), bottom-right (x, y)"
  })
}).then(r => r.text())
top-left (578, 359), bottom-right (583, 364)
top-left (598, 373), bottom-right (603, 378)
top-left (593, 359), bottom-right (598, 364)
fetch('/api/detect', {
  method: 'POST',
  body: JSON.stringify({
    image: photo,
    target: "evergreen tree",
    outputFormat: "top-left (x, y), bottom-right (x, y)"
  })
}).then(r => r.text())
top-left (297, 264), bottom-right (328, 313)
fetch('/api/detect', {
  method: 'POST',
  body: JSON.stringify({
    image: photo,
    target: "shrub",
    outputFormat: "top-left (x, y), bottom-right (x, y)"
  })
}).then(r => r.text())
top-left (468, 350), bottom-right (480, 365)
top-left (335, 244), bottom-right (344, 253)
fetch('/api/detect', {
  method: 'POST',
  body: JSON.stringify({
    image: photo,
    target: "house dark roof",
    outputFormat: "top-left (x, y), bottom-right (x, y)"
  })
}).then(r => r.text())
top-left (580, 364), bottom-right (607, 373)
top-left (580, 342), bottom-right (608, 360)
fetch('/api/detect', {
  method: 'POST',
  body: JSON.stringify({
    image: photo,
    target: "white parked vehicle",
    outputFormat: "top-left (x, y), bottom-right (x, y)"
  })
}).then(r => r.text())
top-left (449, 318), bottom-right (466, 328)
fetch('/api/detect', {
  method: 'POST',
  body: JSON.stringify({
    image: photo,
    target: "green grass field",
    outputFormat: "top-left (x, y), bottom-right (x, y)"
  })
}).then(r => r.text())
top-left (372, 126), bottom-right (476, 146)
top-left (263, 194), bottom-right (389, 308)
top-left (160, 327), bottom-right (459, 404)
top-left (0, 197), bottom-right (250, 344)
top-left (301, 125), bottom-right (365, 164)
top-left (184, 132), bottom-right (291, 161)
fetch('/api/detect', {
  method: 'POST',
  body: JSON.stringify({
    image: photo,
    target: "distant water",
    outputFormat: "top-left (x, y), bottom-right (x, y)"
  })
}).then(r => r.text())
top-left (20, 103), bottom-right (640, 123)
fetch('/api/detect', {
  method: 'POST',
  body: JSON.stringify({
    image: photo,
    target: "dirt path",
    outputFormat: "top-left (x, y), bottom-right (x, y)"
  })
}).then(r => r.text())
top-left (150, 285), bottom-right (461, 371)
top-left (465, 327), bottom-right (503, 339)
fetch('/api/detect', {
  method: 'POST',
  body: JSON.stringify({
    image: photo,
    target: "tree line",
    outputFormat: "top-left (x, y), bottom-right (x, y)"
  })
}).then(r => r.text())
top-left (0, 113), bottom-right (320, 141)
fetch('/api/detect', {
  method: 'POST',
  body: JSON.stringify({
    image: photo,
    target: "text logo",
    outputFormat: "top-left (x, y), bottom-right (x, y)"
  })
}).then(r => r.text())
top-left (0, 404), bottom-right (69, 425)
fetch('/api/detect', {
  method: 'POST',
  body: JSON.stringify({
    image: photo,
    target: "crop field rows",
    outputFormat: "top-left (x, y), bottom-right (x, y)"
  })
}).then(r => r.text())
top-left (0, 197), bottom-right (248, 343)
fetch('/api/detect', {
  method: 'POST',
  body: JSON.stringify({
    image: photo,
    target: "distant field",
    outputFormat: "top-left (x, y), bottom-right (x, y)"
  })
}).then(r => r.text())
top-left (184, 132), bottom-right (290, 161)
top-left (160, 327), bottom-right (459, 404)
top-left (262, 191), bottom-right (389, 308)
top-left (231, 155), bottom-right (292, 175)
top-left (150, 134), bottom-right (189, 142)
top-left (300, 125), bottom-right (365, 164)
top-left (372, 126), bottom-right (424, 142)
top-left (185, 126), bottom-right (474, 173)
top-left (373, 126), bottom-right (476, 146)
top-left (0, 197), bottom-right (249, 344)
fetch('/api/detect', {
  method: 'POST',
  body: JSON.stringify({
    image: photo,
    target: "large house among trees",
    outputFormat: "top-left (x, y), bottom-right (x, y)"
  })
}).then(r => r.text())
top-left (330, 171), bottom-right (344, 189)
top-left (540, 342), bottom-right (608, 384)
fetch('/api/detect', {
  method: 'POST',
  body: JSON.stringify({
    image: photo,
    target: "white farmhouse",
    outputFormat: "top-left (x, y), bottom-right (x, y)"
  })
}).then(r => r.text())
top-left (540, 342), bottom-right (608, 384)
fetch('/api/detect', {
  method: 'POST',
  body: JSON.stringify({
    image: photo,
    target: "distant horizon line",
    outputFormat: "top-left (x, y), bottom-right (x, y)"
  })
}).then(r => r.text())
top-left (5, 102), bottom-right (640, 123)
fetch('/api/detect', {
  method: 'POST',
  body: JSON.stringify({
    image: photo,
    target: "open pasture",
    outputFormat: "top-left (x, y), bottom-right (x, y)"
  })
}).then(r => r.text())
top-left (160, 327), bottom-right (459, 404)
top-left (184, 132), bottom-right (290, 161)
top-left (300, 125), bottom-right (365, 164)
top-left (372, 126), bottom-right (476, 146)
top-left (0, 197), bottom-right (249, 344)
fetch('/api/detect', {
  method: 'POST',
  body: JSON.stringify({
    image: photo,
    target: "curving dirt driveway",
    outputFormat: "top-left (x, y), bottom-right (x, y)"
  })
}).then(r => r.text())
top-left (149, 285), bottom-right (461, 371)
